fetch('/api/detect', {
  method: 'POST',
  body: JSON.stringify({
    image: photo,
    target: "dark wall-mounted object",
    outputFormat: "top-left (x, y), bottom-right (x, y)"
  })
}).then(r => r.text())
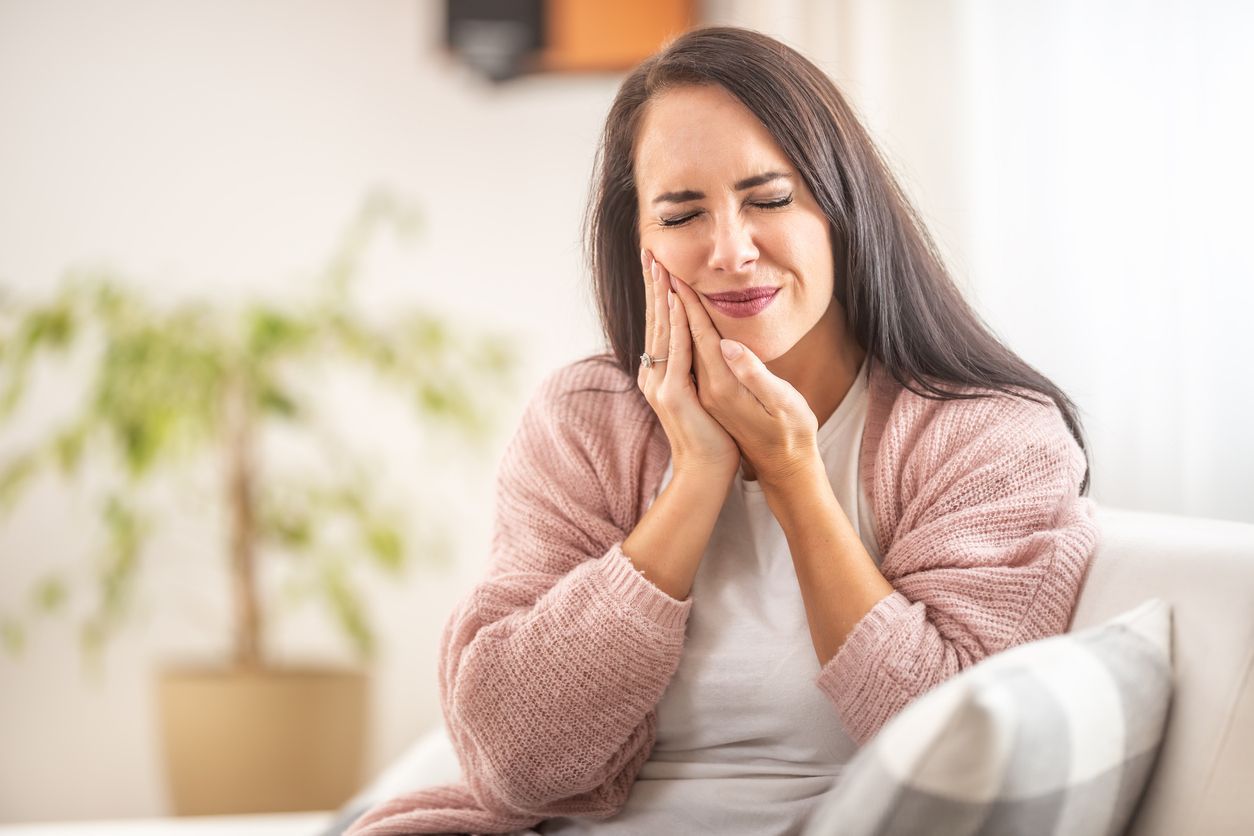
top-left (444, 0), bottom-right (695, 82)
top-left (445, 0), bottom-right (545, 82)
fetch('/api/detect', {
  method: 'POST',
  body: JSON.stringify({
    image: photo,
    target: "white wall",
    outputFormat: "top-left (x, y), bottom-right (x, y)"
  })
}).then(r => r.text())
top-left (2, 0), bottom-right (1250, 823)
top-left (0, 0), bottom-right (615, 821)
top-left (712, 0), bottom-right (1254, 522)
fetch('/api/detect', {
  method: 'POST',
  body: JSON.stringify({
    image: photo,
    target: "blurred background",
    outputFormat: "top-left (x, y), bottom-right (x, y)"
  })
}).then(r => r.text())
top-left (1, 0), bottom-right (1251, 825)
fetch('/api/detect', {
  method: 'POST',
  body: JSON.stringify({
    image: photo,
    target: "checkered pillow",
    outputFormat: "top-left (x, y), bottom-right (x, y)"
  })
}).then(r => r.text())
top-left (804, 598), bottom-right (1173, 836)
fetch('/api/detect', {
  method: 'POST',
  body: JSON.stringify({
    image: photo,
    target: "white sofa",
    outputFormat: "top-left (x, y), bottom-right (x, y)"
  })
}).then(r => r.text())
top-left (337, 505), bottom-right (1254, 835)
top-left (1068, 506), bottom-right (1253, 835)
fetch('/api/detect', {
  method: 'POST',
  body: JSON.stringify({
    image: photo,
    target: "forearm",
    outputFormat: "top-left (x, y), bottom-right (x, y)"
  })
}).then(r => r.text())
top-left (443, 547), bottom-right (689, 813)
top-left (446, 467), bottom-right (730, 806)
top-left (762, 457), bottom-right (894, 665)
top-left (622, 468), bottom-right (733, 600)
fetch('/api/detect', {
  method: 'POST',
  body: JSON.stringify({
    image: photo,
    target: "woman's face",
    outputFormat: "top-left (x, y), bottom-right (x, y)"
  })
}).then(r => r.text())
top-left (634, 84), bottom-right (835, 363)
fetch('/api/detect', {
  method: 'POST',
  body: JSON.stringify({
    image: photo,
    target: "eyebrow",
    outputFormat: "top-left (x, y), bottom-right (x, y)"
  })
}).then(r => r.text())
top-left (651, 171), bottom-right (792, 206)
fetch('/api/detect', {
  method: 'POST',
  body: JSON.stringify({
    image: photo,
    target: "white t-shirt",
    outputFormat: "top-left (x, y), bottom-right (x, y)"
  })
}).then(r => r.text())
top-left (537, 356), bottom-right (880, 835)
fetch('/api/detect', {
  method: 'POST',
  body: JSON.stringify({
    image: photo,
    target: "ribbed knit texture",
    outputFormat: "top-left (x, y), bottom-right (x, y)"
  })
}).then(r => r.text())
top-left (345, 355), bottom-right (1100, 836)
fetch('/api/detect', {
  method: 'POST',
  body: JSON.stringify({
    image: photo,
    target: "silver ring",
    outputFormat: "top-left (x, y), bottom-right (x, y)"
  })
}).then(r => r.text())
top-left (640, 352), bottom-right (668, 368)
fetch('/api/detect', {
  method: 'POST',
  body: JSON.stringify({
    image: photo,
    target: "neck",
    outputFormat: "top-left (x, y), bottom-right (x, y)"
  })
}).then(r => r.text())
top-left (766, 297), bottom-right (866, 427)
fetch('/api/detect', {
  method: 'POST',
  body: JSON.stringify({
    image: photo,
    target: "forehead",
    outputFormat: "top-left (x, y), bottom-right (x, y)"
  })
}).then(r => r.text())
top-left (633, 85), bottom-right (790, 187)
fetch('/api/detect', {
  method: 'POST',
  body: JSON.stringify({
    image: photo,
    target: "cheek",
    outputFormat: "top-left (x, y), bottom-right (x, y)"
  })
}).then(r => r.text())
top-left (641, 235), bottom-right (703, 280)
top-left (784, 218), bottom-right (835, 291)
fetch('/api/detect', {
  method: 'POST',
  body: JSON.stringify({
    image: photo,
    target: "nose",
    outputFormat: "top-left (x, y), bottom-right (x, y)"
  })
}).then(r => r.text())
top-left (707, 212), bottom-right (759, 274)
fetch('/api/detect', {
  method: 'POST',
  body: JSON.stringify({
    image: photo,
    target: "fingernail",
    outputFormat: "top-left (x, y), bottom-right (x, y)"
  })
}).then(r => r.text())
top-left (668, 289), bottom-right (675, 310)
top-left (650, 262), bottom-right (659, 282)
top-left (720, 339), bottom-right (742, 360)
top-left (669, 275), bottom-right (677, 292)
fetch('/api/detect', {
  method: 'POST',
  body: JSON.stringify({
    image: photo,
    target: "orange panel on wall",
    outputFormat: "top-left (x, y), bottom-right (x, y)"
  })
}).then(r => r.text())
top-left (539, 0), bottom-right (696, 72)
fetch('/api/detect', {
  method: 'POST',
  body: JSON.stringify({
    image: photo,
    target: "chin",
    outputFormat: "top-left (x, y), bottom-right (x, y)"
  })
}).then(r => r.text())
top-left (736, 334), bottom-right (796, 365)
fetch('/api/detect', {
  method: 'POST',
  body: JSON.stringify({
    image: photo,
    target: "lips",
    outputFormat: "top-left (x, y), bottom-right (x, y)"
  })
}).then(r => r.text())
top-left (702, 286), bottom-right (780, 318)
top-left (704, 287), bottom-right (779, 302)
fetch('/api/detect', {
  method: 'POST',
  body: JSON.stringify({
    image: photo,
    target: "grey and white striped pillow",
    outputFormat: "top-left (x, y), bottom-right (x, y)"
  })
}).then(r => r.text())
top-left (804, 598), bottom-right (1173, 836)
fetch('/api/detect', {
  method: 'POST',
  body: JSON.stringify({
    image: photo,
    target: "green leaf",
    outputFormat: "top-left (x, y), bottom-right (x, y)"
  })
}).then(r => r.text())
top-left (413, 317), bottom-right (447, 355)
top-left (259, 497), bottom-right (313, 549)
top-left (364, 522), bottom-right (405, 573)
top-left (328, 482), bottom-right (366, 517)
top-left (0, 366), bottom-right (29, 419)
top-left (319, 558), bottom-right (374, 661)
top-left (418, 382), bottom-right (452, 416)
top-left (118, 418), bottom-right (157, 476)
top-left (20, 303), bottom-right (76, 353)
top-left (80, 617), bottom-right (106, 661)
top-left (95, 494), bottom-right (145, 625)
top-left (1, 617), bottom-right (24, 656)
top-left (52, 422), bottom-right (89, 475)
top-left (475, 334), bottom-right (518, 377)
top-left (33, 576), bottom-right (67, 613)
top-left (246, 307), bottom-right (315, 359)
top-left (0, 452), bottom-right (37, 512)
top-left (257, 383), bottom-right (300, 418)
top-left (90, 313), bottom-right (223, 478)
top-left (257, 384), bottom-right (300, 418)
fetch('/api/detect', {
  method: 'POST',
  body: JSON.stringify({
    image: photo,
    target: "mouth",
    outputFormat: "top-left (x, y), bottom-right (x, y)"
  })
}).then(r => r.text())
top-left (702, 286), bottom-right (780, 318)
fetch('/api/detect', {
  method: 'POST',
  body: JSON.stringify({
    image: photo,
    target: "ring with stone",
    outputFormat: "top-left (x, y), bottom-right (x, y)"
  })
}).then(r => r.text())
top-left (640, 352), bottom-right (668, 368)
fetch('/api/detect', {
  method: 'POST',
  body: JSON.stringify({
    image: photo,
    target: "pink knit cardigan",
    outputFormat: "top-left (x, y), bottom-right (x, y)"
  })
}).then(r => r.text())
top-left (347, 355), bottom-right (1099, 836)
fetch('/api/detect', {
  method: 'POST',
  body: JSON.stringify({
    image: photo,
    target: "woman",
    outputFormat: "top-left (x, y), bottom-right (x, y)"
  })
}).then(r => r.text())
top-left (348, 26), bottom-right (1098, 836)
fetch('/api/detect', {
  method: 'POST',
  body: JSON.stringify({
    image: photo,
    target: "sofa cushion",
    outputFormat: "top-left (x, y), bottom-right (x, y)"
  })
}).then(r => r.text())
top-left (803, 598), bottom-right (1173, 836)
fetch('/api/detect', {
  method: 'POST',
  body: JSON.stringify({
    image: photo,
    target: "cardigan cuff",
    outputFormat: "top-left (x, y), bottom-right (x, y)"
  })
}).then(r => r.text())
top-left (597, 543), bottom-right (692, 631)
top-left (815, 590), bottom-right (914, 743)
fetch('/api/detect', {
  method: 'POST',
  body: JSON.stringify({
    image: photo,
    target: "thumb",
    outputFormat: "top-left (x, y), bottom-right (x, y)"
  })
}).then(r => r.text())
top-left (720, 339), bottom-right (779, 408)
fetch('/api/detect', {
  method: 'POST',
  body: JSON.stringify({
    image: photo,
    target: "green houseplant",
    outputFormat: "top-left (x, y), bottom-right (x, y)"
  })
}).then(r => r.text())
top-left (0, 191), bottom-right (516, 812)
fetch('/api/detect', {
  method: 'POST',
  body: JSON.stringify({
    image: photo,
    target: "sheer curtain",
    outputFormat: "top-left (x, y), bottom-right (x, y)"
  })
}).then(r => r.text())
top-left (709, 0), bottom-right (1254, 523)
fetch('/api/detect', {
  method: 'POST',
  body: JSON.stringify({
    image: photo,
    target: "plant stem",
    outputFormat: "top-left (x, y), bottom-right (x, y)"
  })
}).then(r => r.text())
top-left (226, 370), bottom-right (262, 670)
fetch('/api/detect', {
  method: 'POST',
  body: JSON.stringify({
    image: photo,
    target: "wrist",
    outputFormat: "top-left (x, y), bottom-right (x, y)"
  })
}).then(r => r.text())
top-left (670, 460), bottom-right (738, 501)
top-left (757, 446), bottom-right (825, 496)
top-left (671, 455), bottom-right (740, 490)
top-left (759, 452), bottom-right (833, 521)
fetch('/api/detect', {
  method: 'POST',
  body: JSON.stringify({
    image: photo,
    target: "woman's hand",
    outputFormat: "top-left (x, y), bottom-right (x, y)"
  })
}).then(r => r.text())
top-left (637, 249), bottom-right (741, 484)
top-left (667, 272), bottom-right (820, 489)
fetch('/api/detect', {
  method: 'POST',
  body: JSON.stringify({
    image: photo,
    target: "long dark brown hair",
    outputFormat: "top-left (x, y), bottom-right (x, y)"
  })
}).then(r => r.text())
top-left (583, 26), bottom-right (1091, 495)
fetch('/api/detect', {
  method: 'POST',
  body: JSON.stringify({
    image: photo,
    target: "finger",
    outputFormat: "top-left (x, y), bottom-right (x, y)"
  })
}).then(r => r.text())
top-left (638, 249), bottom-right (660, 391)
top-left (650, 259), bottom-right (669, 364)
top-left (662, 284), bottom-right (693, 394)
top-left (667, 272), bottom-right (739, 393)
top-left (640, 248), bottom-right (654, 359)
top-left (719, 338), bottom-right (779, 412)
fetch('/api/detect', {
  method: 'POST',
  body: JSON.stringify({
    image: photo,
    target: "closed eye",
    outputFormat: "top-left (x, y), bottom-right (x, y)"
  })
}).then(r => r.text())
top-left (760, 195), bottom-right (794, 209)
top-left (659, 195), bottom-right (794, 228)
top-left (659, 212), bottom-right (699, 228)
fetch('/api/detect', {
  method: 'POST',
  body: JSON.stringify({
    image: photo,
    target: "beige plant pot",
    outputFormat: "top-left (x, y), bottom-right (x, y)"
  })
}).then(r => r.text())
top-left (158, 666), bottom-right (368, 815)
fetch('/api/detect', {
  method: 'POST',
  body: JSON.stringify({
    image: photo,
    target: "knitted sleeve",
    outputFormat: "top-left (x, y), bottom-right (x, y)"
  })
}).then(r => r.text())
top-left (816, 388), bottom-right (1100, 745)
top-left (347, 362), bottom-right (690, 835)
